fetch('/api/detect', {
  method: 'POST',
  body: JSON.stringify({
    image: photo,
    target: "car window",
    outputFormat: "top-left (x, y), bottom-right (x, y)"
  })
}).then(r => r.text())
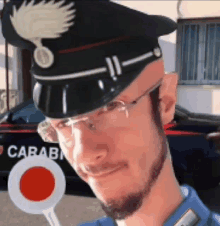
top-left (11, 103), bottom-right (45, 124)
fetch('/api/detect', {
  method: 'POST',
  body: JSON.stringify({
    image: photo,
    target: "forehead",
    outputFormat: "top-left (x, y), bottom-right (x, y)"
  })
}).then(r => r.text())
top-left (48, 59), bottom-right (164, 125)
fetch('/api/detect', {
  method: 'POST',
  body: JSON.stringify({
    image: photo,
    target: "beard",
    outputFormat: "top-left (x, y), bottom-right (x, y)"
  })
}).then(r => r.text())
top-left (99, 134), bottom-right (168, 220)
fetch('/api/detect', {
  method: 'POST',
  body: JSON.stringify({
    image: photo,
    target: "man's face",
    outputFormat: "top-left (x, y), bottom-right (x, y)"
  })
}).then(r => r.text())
top-left (51, 60), bottom-right (169, 220)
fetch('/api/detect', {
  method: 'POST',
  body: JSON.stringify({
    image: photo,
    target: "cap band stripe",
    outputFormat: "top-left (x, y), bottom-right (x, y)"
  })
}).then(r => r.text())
top-left (112, 56), bottom-right (122, 75)
top-left (34, 67), bottom-right (107, 81)
top-left (63, 88), bottom-right (67, 114)
top-left (33, 50), bottom-right (157, 81)
top-left (122, 52), bottom-right (153, 66)
top-left (106, 58), bottom-right (115, 77)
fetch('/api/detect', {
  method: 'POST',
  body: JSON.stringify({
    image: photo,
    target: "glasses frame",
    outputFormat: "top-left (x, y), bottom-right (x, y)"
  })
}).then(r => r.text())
top-left (38, 79), bottom-right (162, 144)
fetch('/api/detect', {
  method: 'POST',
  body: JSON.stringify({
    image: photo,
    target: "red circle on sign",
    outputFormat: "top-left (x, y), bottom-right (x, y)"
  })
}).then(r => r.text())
top-left (20, 167), bottom-right (55, 202)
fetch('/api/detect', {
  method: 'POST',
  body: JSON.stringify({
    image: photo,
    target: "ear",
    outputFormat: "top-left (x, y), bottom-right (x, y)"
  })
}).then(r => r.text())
top-left (159, 73), bottom-right (178, 125)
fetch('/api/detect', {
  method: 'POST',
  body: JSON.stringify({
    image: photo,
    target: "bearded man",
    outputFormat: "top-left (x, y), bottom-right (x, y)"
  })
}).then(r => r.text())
top-left (2, 0), bottom-right (220, 225)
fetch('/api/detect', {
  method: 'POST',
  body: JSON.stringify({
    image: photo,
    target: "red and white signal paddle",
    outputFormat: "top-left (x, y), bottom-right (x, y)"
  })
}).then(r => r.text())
top-left (8, 156), bottom-right (66, 226)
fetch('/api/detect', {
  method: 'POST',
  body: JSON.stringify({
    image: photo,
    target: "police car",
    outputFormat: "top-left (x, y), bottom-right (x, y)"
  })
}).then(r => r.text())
top-left (1, 99), bottom-right (220, 198)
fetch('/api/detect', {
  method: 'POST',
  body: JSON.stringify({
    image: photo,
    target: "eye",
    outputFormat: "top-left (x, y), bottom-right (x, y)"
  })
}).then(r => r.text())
top-left (56, 119), bottom-right (70, 129)
top-left (102, 101), bottom-right (126, 113)
top-left (88, 123), bottom-right (96, 130)
top-left (103, 101), bottom-right (123, 112)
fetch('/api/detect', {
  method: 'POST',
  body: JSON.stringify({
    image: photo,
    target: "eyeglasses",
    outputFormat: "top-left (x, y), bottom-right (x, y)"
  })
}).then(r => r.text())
top-left (37, 79), bottom-right (162, 144)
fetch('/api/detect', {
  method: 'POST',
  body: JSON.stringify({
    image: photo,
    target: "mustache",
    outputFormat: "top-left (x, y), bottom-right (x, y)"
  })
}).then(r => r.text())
top-left (78, 162), bottom-right (127, 175)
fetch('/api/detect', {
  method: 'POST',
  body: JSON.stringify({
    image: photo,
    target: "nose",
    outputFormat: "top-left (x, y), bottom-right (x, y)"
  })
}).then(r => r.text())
top-left (73, 124), bottom-right (109, 166)
top-left (80, 143), bottom-right (109, 165)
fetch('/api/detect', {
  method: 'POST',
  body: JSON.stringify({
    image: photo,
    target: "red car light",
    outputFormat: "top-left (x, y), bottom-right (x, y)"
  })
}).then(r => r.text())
top-left (0, 146), bottom-right (3, 155)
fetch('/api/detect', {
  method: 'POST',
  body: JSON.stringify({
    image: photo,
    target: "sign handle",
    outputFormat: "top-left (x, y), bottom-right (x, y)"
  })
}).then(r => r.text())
top-left (42, 207), bottom-right (61, 226)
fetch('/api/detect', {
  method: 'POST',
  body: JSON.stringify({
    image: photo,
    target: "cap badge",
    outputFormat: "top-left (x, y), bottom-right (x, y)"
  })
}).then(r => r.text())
top-left (10, 0), bottom-right (76, 68)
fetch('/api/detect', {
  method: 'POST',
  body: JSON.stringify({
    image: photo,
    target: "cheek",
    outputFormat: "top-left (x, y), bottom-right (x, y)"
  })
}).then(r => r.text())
top-left (116, 130), bottom-right (146, 147)
top-left (115, 112), bottom-right (155, 147)
top-left (113, 121), bottom-right (155, 150)
top-left (58, 132), bottom-right (75, 164)
top-left (59, 141), bottom-right (72, 164)
top-left (58, 128), bottom-right (84, 165)
top-left (138, 152), bottom-right (148, 170)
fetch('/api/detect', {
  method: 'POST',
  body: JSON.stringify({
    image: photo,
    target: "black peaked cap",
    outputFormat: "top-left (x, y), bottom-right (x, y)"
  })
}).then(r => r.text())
top-left (1, 0), bottom-right (177, 118)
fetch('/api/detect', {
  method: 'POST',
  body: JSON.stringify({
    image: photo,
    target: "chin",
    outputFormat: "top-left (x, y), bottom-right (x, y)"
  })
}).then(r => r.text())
top-left (98, 188), bottom-right (145, 220)
top-left (90, 184), bottom-right (117, 198)
top-left (93, 187), bottom-right (117, 200)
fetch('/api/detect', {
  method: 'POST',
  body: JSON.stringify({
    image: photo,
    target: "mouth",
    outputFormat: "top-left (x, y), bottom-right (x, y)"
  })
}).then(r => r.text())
top-left (86, 166), bottom-right (124, 179)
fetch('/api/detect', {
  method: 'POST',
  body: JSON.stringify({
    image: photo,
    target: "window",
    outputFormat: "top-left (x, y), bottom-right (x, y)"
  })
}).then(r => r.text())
top-left (176, 18), bottom-right (220, 85)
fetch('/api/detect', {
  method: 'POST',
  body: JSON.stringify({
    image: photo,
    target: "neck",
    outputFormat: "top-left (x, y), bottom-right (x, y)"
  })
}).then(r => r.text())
top-left (116, 154), bottom-right (184, 226)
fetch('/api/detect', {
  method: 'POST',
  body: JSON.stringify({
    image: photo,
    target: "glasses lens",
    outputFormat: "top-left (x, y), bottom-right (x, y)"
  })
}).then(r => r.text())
top-left (93, 101), bottom-right (129, 130)
top-left (37, 120), bottom-right (59, 143)
top-left (38, 102), bottom-right (129, 144)
top-left (55, 120), bottom-right (75, 143)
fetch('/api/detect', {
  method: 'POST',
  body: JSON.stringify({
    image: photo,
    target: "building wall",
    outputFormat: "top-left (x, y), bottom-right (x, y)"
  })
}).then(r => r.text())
top-left (213, 89), bottom-right (220, 114)
top-left (180, 1), bottom-right (220, 19)
top-left (177, 86), bottom-right (213, 114)
top-left (0, 1), bottom-right (14, 90)
top-left (177, 86), bottom-right (220, 115)
top-left (0, 1), bottom-right (20, 113)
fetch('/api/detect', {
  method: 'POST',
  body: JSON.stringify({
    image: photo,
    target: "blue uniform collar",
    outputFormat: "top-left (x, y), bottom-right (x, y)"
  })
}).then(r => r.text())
top-left (79, 184), bottom-right (216, 226)
top-left (164, 184), bottom-right (211, 226)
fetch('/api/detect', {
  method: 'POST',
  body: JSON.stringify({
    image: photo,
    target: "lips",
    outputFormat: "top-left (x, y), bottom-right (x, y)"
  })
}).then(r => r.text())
top-left (85, 166), bottom-right (124, 178)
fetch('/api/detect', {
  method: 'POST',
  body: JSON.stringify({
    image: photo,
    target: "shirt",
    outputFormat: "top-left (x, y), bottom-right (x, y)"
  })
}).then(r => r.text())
top-left (78, 184), bottom-right (220, 226)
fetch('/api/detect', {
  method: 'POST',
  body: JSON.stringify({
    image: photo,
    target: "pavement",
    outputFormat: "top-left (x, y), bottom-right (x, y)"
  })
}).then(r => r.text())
top-left (0, 191), bottom-right (106, 226)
